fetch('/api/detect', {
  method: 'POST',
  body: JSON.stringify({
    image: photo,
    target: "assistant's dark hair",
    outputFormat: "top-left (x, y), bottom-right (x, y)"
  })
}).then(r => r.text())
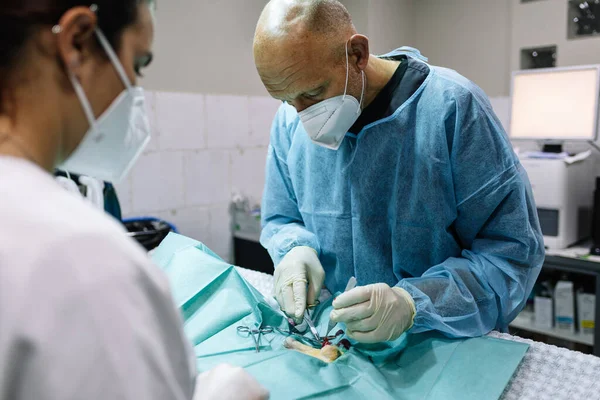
top-left (0, 0), bottom-right (153, 114)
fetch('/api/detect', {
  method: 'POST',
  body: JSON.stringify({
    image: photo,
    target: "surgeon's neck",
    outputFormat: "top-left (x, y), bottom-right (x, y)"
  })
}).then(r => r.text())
top-left (361, 56), bottom-right (401, 110)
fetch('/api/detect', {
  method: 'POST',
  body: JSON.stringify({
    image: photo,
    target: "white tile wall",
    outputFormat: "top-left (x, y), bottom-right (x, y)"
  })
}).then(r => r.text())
top-left (144, 91), bottom-right (159, 153)
top-left (205, 95), bottom-right (251, 149)
top-left (156, 207), bottom-right (211, 245)
top-left (156, 92), bottom-right (206, 151)
top-left (120, 90), bottom-right (277, 262)
top-left (249, 96), bottom-right (281, 147)
top-left (231, 147), bottom-right (269, 203)
top-left (113, 175), bottom-right (133, 216)
top-left (130, 151), bottom-right (185, 213)
top-left (207, 203), bottom-right (233, 261)
top-left (184, 150), bottom-right (231, 206)
top-left (129, 152), bottom-right (162, 212)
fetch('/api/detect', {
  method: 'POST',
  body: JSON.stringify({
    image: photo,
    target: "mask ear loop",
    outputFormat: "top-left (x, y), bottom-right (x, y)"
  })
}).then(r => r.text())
top-left (67, 70), bottom-right (98, 133)
top-left (357, 70), bottom-right (365, 115)
top-left (94, 28), bottom-right (143, 148)
top-left (342, 40), bottom-right (350, 100)
top-left (343, 40), bottom-right (366, 114)
top-left (94, 29), bottom-right (133, 91)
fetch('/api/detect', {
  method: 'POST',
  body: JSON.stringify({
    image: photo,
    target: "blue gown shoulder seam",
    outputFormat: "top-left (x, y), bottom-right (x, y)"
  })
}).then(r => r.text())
top-left (269, 143), bottom-right (290, 167)
top-left (456, 162), bottom-right (520, 208)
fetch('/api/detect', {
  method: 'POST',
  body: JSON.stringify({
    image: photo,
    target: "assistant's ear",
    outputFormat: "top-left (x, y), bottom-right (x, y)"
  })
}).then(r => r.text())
top-left (54, 6), bottom-right (98, 77)
top-left (348, 34), bottom-right (370, 72)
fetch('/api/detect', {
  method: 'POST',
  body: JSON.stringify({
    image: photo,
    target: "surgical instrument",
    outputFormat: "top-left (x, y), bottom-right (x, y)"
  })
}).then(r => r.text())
top-left (236, 325), bottom-right (274, 353)
top-left (304, 309), bottom-right (321, 342)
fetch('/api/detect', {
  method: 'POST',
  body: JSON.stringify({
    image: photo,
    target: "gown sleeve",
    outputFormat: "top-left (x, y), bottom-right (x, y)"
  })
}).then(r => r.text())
top-left (260, 107), bottom-right (321, 266)
top-left (397, 89), bottom-right (545, 338)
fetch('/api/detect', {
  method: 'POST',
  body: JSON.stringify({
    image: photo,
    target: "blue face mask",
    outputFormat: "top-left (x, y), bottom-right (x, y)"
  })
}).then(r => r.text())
top-left (59, 28), bottom-right (151, 183)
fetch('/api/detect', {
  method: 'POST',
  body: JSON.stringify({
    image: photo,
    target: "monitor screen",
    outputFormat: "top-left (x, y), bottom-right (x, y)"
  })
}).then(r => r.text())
top-left (509, 66), bottom-right (600, 141)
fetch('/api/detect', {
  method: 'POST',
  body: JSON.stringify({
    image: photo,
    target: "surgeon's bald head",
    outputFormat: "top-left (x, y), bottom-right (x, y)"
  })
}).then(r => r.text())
top-left (254, 0), bottom-right (354, 50)
top-left (254, 0), bottom-right (369, 112)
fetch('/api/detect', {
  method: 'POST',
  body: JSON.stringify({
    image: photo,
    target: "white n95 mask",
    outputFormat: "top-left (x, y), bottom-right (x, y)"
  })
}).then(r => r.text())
top-left (299, 41), bottom-right (365, 150)
top-left (59, 28), bottom-right (150, 184)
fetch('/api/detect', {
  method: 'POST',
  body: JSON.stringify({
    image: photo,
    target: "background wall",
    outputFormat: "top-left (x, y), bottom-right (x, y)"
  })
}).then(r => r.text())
top-left (367, 0), bottom-right (415, 55)
top-left (142, 0), bottom-right (414, 95)
top-left (510, 0), bottom-right (600, 75)
top-left (411, 0), bottom-right (600, 97)
top-left (142, 0), bottom-right (270, 96)
top-left (339, 0), bottom-right (369, 35)
top-left (143, 1), bottom-right (600, 100)
top-left (411, 0), bottom-right (512, 97)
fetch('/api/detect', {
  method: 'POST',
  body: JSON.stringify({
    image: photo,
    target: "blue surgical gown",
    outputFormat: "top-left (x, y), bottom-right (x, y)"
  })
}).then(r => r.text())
top-left (260, 49), bottom-right (545, 338)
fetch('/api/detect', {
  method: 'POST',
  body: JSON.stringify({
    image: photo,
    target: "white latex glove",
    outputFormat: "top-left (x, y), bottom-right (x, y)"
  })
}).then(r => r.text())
top-left (273, 246), bottom-right (325, 322)
top-left (330, 283), bottom-right (416, 344)
top-left (194, 364), bottom-right (269, 400)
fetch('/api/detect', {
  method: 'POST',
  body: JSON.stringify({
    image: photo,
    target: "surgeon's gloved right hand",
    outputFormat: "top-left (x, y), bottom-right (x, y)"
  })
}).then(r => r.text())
top-left (273, 246), bottom-right (325, 323)
top-left (330, 283), bottom-right (416, 344)
top-left (194, 364), bottom-right (269, 400)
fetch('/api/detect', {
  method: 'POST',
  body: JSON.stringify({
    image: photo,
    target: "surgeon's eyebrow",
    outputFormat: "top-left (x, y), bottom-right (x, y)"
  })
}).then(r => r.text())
top-left (302, 84), bottom-right (327, 97)
top-left (270, 79), bottom-right (331, 102)
top-left (294, 80), bottom-right (330, 99)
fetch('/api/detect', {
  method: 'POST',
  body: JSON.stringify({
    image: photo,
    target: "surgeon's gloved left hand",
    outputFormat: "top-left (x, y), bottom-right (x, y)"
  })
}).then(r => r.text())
top-left (274, 246), bottom-right (325, 323)
top-left (330, 283), bottom-right (416, 344)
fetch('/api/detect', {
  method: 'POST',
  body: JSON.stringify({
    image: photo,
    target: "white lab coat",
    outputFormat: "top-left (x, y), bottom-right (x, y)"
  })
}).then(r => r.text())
top-left (0, 157), bottom-right (196, 400)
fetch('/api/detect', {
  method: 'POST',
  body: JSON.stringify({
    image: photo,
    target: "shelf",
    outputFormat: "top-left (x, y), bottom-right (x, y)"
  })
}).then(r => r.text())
top-left (545, 243), bottom-right (600, 266)
top-left (509, 310), bottom-right (594, 346)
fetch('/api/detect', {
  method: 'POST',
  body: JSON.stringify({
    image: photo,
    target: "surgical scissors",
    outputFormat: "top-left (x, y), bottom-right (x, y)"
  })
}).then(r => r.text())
top-left (236, 325), bottom-right (274, 353)
top-left (304, 310), bottom-right (321, 342)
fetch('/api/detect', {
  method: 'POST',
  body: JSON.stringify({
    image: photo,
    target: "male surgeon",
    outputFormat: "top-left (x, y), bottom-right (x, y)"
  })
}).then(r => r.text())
top-left (254, 0), bottom-right (544, 344)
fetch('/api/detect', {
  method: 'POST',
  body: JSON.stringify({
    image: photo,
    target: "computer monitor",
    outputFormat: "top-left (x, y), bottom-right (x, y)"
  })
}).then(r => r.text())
top-left (509, 65), bottom-right (600, 142)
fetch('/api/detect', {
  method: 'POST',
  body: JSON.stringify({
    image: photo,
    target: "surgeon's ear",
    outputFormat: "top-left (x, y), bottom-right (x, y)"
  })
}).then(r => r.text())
top-left (54, 7), bottom-right (98, 77)
top-left (348, 34), bottom-right (370, 72)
